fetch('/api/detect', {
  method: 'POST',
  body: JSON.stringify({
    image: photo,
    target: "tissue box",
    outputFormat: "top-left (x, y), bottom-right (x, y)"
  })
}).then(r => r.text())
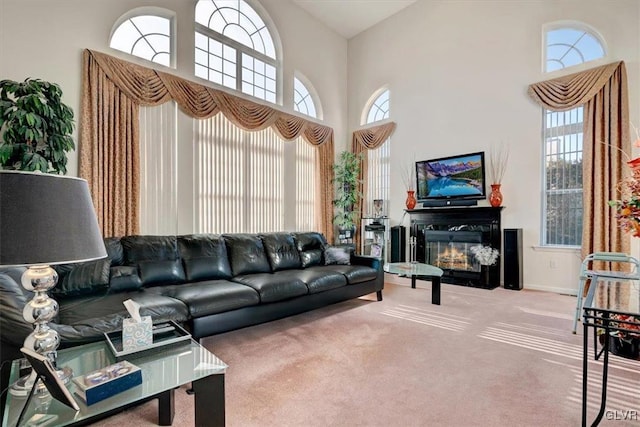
top-left (122, 316), bottom-right (152, 351)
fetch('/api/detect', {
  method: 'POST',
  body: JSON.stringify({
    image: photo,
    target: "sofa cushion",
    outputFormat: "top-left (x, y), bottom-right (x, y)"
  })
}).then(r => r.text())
top-left (139, 259), bottom-right (186, 287)
top-left (57, 292), bottom-right (190, 330)
top-left (294, 268), bottom-right (347, 293)
top-left (53, 258), bottom-right (111, 298)
top-left (293, 232), bottom-right (326, 267)
top-left (121, 236), bottom-right (186, 287)
top-left (232, 270), bottom-right (308, 303)
top-left (223, 234), bottom-right (271, 276)
top-left (108, 266), bottom-right (142, 293)
top-left (104, 237), bottom-right (124, 266)
top-left (324, 246), bottom-right (352, 265)
top-left (307, 265), bottom-right (377, 285)
top-left (177, 235), bottom-right (233, 281)
top-left (261, 233), bottom-right (302, 271)
top-left (121, 235), bottom-right (180, 264)
top-left (146, 280), bottom-right (260, 318)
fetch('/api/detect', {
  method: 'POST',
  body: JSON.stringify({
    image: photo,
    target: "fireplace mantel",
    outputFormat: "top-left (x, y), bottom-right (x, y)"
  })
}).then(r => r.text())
top-left (407, 206), bottom-right (503, 288)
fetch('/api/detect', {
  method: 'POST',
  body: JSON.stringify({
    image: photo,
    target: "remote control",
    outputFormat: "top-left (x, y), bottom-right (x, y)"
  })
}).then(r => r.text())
top-left (152, 323), bottom-right (175, 335)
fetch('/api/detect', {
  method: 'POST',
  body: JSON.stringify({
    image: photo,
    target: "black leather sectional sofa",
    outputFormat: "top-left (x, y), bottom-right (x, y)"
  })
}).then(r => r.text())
top-left (0, 231), bottom-right (383, 385)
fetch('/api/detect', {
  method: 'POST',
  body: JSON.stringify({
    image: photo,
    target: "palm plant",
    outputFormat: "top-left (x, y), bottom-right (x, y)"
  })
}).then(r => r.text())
top-left (333, 151), bottom-right (363, 231)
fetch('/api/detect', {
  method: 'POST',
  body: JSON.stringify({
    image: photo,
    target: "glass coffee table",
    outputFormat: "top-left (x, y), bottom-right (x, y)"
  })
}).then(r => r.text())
top-left (384, 262), bottom-right (444, 305)
top-left (2, 338), bottom-right (227, 427)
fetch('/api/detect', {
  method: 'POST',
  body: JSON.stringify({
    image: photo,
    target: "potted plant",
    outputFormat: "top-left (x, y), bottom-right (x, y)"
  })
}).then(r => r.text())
top-left (333, 151), bottom-right (363, 243)
top-left (0, 78), bottom-right (75, 174)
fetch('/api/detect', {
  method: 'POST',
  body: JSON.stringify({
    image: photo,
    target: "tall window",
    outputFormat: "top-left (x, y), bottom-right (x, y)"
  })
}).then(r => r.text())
top-left (540, 24), bottom-right (604, 246)
top-left (293, 77), bottom-right (318, 119)
top-left (195, 0), bottom-right (278, 103)
top-left (195, 115), bottom-right (315, 233)
top-left (138, 105), bottom-right (316, 234)
top-left (364, 89), bottom-right (391, 215)
top-left (542, 107), bottom-right (583, 246)
top-left (139, 102), bottom-right (178, 234)
top-left (110, 13), bottom-right (173, 67)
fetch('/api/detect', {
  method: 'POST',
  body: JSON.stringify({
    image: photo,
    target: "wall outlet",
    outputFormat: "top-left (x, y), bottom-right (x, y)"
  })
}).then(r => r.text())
top-left (549, 259), bottom-right (557, 269)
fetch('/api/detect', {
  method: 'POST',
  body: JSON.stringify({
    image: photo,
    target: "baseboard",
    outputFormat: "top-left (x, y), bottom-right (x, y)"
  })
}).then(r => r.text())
top-left (518, 283), bottom-right (577, 296)
top-left (386, 275), bottom-right (577, 296)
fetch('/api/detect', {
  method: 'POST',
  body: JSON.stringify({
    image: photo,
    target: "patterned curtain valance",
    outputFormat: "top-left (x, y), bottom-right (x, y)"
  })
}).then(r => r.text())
top-left (527, 61), bottom-right (622, 112)
top-left (352, 121), bottom-right (397, 150)
top-left (87, 49), bottom-right (334, 144)
top-left (80, 49), bottom-right (334, 240)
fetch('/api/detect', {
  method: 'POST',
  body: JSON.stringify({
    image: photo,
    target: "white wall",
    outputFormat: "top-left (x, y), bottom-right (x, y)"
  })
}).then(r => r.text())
top-left (347, 0), bottom-right (640, 294)
top-left (3, 0), bottom-right (639, 294)
top-left (0, 0), bottom-right (349, 176)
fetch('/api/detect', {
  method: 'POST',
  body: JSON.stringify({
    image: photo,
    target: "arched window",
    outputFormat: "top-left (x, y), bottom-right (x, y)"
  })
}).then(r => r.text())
top-left (363, 89), bottom-right (391, 219)
top-left (195, 0), bottom-right (279, 103)
top-left (366, 90), bottom-right (390, 124)
top-left (545, 25), bottom-right (605, 72)
top-left (110, 11), bottom-right (173, 67)
top-left (540, 24), bottom-right (605, 246)
top-left (293, 76), bottom-right (320, 119)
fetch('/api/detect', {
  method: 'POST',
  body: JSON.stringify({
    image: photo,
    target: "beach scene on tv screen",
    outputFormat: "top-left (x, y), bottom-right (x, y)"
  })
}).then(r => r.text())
top-left (419, 154), bottom-right (484, 198)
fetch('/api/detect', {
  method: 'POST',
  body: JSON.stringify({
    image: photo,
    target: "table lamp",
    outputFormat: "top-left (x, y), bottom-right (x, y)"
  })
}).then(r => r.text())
top-left (0, 170), bottom-right (107, 395)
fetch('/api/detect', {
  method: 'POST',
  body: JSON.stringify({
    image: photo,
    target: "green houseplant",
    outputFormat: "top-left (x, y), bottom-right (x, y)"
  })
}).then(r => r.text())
top-left (333, 151), bottom-right (363, 236)
top-left (0, 78), bottom-right (75, 174)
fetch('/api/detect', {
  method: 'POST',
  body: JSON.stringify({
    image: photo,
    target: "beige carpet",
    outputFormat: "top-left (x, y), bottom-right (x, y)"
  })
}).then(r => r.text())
top-left (99, 281), bottom-right (640, 427)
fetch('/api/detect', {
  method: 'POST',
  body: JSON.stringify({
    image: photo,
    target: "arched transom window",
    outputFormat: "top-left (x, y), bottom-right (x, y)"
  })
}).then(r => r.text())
top-left (195, 0), bottom-right (278, 103)
top-left (367, 90), bottom-right (390, 124)
top-left (110, 14), bottom-right (172, 67)
top-left (293, 77), bottom-right (318, 119)
top-left (545, 26), bottom-right (605, 72)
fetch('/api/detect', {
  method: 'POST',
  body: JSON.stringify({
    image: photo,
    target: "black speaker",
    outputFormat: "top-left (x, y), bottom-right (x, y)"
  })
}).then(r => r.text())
top-left (503, 228), bottom-right (523, 290)
top-left (390, 226), bottom-right (406, 262)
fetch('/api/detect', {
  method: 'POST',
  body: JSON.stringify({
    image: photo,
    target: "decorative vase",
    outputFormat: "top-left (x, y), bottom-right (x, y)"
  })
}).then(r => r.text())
top-left (481, 265), bottom-right (491, 287)
top-left (489, 184), bottom-right (503, 207)
top-left (406, 190), bottom-right (417, 210)
top-left (628, 158), bottom-right (640, 172)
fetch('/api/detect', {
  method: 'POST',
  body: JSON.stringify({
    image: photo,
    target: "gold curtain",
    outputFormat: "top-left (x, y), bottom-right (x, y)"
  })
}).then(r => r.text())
top-left (351, 121), bottom-right (397, 251)
top-left (527, 61), bottom-right (630, 260)
top-left (80, 49), bottom-right (334, 240)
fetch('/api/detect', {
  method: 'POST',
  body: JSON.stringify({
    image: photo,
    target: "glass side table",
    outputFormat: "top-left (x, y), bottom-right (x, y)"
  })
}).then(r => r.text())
top-left (582, 277), bottom-right (640, 426)
top-left (384, 262), bottom-right (444, 305)
top-left (2, 339), bottom-right (227, 427)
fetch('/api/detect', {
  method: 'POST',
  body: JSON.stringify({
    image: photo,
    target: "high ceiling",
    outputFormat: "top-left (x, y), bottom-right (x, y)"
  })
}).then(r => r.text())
top-left (291, 0), bottom-right (417, 39)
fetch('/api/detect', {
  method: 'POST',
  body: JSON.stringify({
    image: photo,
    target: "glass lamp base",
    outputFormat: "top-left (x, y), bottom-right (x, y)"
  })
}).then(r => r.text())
top-left (9, 366), bottom-right (73, 397)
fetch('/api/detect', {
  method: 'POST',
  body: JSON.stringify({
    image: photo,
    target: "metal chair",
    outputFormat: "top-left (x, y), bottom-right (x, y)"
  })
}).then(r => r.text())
top-left (572, 252), bottom-right (640, 334)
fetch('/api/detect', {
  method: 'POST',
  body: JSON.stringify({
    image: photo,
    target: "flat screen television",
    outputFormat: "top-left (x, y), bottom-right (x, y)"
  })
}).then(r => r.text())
top-left (415, 151), bottom-right (486, 204)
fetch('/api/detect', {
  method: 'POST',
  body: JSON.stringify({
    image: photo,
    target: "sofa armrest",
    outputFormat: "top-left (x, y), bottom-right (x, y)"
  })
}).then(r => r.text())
top-left (351, 254), bottom-right (381, 270)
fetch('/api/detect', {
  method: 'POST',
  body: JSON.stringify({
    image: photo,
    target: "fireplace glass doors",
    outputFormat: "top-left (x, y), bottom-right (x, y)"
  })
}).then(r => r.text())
top-left (424, 230), bottom-right (483, 273)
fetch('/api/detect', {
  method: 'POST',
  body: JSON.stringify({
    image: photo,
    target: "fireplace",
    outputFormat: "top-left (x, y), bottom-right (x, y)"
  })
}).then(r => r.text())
top-left (408, 206), bottom-right (502, 288)
top-left (425, 230), bottom-right (483, 272)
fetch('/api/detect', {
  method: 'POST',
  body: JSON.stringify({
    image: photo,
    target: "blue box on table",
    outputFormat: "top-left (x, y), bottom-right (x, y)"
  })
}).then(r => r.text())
top-left (72, 360), bottom-right (142, 405)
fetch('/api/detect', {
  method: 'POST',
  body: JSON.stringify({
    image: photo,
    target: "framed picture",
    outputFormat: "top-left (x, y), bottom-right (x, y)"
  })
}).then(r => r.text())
top-left (373, 199), bottom-right (384, 218)
top-left (370, 244), bottom-right (382, 258)
top-left (20, 347), bottom-right (80, 411)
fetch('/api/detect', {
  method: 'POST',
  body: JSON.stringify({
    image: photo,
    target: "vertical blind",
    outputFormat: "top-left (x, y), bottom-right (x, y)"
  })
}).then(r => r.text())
top-left (139, 101), bottom-right (178, 235)
top-left (366, 139), bottom-right (390, 216)
top-left (139, 105), bottom-right (316, 235)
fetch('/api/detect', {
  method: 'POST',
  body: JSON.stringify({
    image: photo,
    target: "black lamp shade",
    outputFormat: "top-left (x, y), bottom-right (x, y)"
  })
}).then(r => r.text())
top-left (0, 171), bottom-right (107, 266)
